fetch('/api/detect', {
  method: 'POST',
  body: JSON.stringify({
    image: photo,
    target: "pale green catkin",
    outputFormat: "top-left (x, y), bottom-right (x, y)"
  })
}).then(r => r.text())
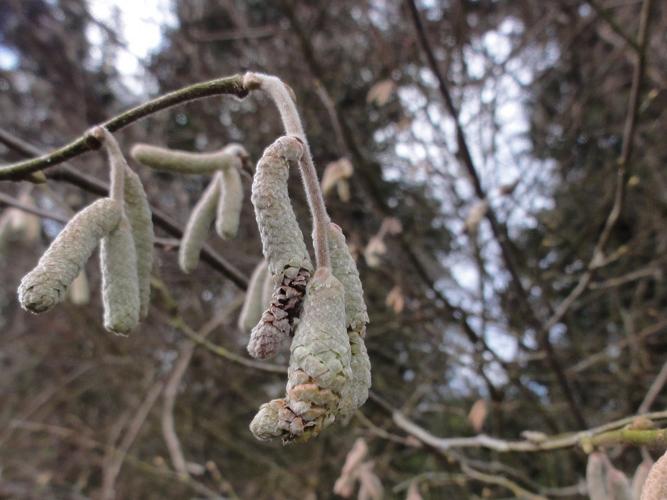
top-left (123, 167), bottom-right (154, 319)
top-left (18, 198), bottom-right (122, 313)
top-left (250, 268), bottom-right (352, 443)
top-left (251, 136), bottom-right (312, 277)
top-left (178, 172), bottom-right (222, 273)
top-left (238, 260), bottom-right (269, 333)
top-left (247, 136), bottom-right (314, 359)
top-left (101, 216), bottom-right (140, 335)
top-left (215, 164), bottom-right (243, 240)
top-left (97, 127), bottom-right (154, 320)
top-left (328, 223), bottom-right (371, 416)
top-left (130, 143), bottom-right (246, 175)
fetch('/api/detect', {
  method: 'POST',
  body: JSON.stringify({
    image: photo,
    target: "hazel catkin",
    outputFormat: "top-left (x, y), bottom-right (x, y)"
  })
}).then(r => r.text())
top-left (18, 198), bottom-right (122, 314)
top-left (100, 216), bottom-right (140, 335)
top-left (247, 136), bottom-right (314, 359)
top-left (238, 260), bottom-right (269, 333)
top-left (328, 222), bottom-right (371, 416)
top-left (130, 143), bottom-right (247, 175)
top-left (178, 173), bottom-right (222, 273)
top-left (123, 167), bottom-right (154, 319)
top-left (249, 268), bottom-right (352, 443)
top-left (215, 164), bottom-right (243, 240)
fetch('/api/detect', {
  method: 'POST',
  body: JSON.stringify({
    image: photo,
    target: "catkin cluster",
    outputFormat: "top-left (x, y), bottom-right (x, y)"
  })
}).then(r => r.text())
top-left (132, 142), bottom-right (248, 273)
top-left (17, 127), bottom-right (154, 336)
top-left (246, 136), bottom-right (371, 444)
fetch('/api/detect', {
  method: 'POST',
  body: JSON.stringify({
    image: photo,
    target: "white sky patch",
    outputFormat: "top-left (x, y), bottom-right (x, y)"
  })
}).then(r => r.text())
top-left (86, 0), bottom-right (176, 96)
top-left (0, 46), bottom-right (19, 71)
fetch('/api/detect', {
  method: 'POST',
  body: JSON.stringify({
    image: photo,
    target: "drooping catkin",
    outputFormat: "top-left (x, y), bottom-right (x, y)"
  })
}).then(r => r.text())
top-left (18, 198), bottom-right (122, 313)
top-left (101, 216), bottom-right (140, 335)
top-left (130, 143), bottom-right (247, 175)
top-left (249, 268), bottom-right (352, 443)
top-left (95, 126), bottom-right (154, 318)
top-left (586, 452), bottom-right (609, 500)
top-left (247, 136), bottom-right (314, 359)
top-left (215, 164), bottom-right (243, 239)
top-left (238, 260), bottom-right (268, 333)
top-left (178, 172), bottom-right (222, 273)
top-left (641, 449), bottom-right (667, 500)
top-left (607, 468), bottom-right (632, 500)
top-left (328, 223), bottom-right (371, 416)
top-left (123, 167), bottom-right (154, 319)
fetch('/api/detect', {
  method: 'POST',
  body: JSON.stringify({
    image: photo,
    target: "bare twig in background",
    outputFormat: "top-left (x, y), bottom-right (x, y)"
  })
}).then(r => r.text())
top-left (100, 380), bottom-right (165, 500)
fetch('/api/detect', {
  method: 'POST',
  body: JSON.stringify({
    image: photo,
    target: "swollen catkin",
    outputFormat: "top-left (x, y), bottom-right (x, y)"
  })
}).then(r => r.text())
top-left (131, 143), bottom-right (246, 175)
top-left (247, 136), bottom-right (314, 359)
top-left (249, 268), bottom-right (352, 443)
top-left (328, 223), bottom-right (371, 416)
top-left (238, 260), bottom-right (268, 333)
top-left (215, 164), bottom-right (243, 239)
top-left (100, 216), bottom-right (140, 335)
top-left (178, 173), bottom-right (222, 273)
top-left (123, 167), bottom-right (154, 319)
top-left (18, 198), bottom-right (122, 313)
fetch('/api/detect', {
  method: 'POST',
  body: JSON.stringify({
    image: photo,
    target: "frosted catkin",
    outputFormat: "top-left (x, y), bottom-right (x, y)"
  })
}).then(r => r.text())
top-left (238, 260), bottom-right (269, 333)
top-left (215, 164), bottom-right (243, 239)
top-left (328, 223), bottom-right (371, 416)
top-left (247, 136), bottom-right (313, 359)
top-left (101, 216), bottom-right (140, 335)
top-left (123, 167), bottom-right (154, 319)
top-left (641, 449), bottom-right (667, 500)
top-left (131, 143), bottom-right (247, 175)
top-left (18, 198), bottom-right (122, 313)
top-left (249, 268), bottom-right (352, 443)
top-left (178, 173), bottom-right (222, 273)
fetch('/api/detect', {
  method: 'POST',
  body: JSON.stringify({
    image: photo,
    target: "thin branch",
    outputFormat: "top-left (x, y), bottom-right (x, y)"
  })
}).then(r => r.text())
top-left (390, 407), bottom-right (667, 453)
top-left (0, 75), bottom-right (248, 180)
top-left (161, 297), bottom-right (243, 478)
top-left (638, 361), bottom-right (667, 413)
top-left (0, 191), bottom-right (68, 224)
top-left (100, 380), bottom-right (165, 500)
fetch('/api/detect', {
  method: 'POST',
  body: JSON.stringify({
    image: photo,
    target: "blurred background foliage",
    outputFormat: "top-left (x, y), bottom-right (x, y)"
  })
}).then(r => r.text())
top-left (0, 0), bottom-right (666, 498)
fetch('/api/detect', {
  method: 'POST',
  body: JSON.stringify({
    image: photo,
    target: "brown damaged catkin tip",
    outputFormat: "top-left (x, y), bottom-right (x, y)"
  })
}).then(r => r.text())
top-left (18, 198), bottom-right (122, 313)
top-left (238, 260), bottom-right (269, 333)
top-left (178, 172), bottom-right (222, 273)
top-left (100, 216), bottom-right (140, 335)
top-left (130, 143), bottom-right (247, 175)
top-left (247, 136), bottom-right (313, 359)
top-left (328, 223), bottom-right (371, 416)
top-left (249, 268), bottom-right (352, 444)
